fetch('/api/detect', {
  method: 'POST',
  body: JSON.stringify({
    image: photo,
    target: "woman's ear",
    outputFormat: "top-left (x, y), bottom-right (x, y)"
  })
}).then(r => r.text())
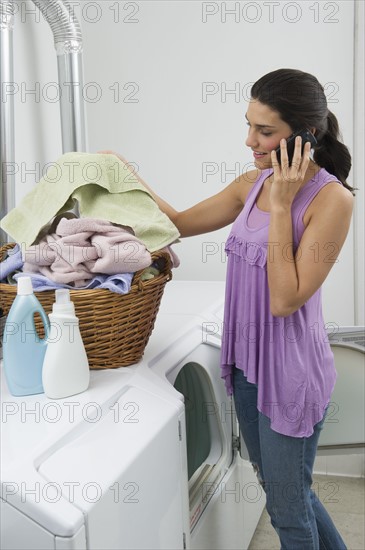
top-left (310, 127), bottom-right (316, 136)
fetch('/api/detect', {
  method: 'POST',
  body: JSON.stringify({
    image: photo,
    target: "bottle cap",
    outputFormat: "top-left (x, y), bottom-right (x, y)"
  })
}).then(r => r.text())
top-left (56, 289), bottom-right (70, 304)
top-left (17, 276), bottom-right (33, 296)
top-left (52, 289), bottom-right (75, 314)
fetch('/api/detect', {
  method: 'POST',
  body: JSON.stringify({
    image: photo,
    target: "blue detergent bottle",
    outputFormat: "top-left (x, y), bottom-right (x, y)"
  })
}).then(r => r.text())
top-left (3, 276), bottom-right (50, 396)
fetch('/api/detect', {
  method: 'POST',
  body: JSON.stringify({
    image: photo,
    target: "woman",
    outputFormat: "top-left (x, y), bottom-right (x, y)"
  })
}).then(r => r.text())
top-left (104, 68), bottom-right (355, 549)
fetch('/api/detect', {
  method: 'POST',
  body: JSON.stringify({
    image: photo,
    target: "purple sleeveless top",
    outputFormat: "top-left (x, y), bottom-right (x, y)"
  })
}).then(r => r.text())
top-left (220, 167), bottom-right (342, 437)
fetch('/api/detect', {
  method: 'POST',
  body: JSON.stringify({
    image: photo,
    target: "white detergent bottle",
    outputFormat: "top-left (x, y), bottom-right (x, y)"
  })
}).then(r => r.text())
top-left (3, 276), bottom-right (49, 396)
top-left (42, 289), bottom-right (90, 399)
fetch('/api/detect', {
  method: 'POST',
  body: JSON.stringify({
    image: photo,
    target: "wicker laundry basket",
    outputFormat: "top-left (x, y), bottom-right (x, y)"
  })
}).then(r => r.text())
top-left (0, 243), bottom-right (173, 369)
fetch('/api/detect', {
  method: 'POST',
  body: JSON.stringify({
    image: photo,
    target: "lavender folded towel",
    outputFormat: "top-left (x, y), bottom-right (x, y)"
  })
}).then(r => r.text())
top-left (13, 271), bottom-right (133, 295)
top-left (0, 244), bottom-right (24, 281)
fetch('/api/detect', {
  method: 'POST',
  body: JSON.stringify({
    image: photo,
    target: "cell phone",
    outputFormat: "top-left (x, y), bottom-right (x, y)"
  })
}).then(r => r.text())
top-left (275, 128), bottom-right (317, 166)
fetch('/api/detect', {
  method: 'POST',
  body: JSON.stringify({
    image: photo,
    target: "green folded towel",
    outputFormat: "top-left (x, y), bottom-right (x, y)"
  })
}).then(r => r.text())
top-left (0, 152), bottom-right (180, 251)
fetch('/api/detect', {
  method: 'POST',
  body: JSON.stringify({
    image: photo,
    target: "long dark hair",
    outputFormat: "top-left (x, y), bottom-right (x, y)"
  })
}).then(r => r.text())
top-left (251, 68), bottom-right (356, 196)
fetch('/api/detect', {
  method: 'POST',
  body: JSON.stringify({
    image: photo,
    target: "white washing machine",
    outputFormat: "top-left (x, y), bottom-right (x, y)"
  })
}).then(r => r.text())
top-left (0, 280), bottom-right (265, 550)
top-left (0, 361), bottom-right (190, 550)
top-left (143, 281), bottom-right (266, 550)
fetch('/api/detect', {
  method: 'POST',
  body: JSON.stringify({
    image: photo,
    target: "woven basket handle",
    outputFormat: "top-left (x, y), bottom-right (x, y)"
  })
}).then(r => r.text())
top-left (0, 243), bottom-right (17, 262)
top-left (133, 250), bottom-right (173, 291)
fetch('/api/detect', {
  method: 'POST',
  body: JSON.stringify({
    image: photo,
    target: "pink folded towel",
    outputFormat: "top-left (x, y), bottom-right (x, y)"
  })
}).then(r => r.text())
top-left (22, 217), bottom-right (152, 287)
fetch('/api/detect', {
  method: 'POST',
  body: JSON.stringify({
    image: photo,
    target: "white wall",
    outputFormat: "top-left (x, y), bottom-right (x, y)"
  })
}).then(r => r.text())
top-left (353, 0), bottom-right (365, 326)
top-left (12, 0), bottom-right (62, 190)
top-left (9, 0), bottom-right (362, 328)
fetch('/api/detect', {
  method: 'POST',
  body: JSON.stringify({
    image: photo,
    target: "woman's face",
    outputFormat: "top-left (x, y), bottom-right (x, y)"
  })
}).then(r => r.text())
top-left (245, 100), bottom-right (293, 169)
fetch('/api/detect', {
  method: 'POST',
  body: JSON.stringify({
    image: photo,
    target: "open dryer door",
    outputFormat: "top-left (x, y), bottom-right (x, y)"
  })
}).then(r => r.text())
top-left (171, 329), bottom-right (265, 550)
top-left (317, 326), bottom-right (365, 454)
top-left (167, 336), bottom-right (235, 532)
top-left (200, 328), bottom-right (250, 463)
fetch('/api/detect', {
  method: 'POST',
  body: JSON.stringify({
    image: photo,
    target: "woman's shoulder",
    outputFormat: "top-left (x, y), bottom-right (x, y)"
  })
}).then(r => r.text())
top-left (313, 168), bottom-right (354, 201)
top-left (307, 169), bottom-right (354, 222)
top-left (235, 168), bottom-right (271, 205)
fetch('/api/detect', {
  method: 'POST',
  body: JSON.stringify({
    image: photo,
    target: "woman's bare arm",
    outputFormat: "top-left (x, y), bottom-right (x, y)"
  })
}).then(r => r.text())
top-left (99, 151), bottom-right (255, 237)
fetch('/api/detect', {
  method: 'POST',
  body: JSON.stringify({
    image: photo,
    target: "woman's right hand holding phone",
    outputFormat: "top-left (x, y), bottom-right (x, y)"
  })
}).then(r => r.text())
top-left (270, 136), bottom-right (312, 211)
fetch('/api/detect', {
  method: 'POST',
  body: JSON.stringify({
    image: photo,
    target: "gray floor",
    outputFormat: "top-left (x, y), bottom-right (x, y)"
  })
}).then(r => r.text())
top-left (248, 474), bottom-right (365, 550)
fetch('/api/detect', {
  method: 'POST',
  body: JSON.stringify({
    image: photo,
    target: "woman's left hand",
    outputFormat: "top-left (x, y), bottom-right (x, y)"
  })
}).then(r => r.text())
top-left (270, 136), bottom-right (311, 211)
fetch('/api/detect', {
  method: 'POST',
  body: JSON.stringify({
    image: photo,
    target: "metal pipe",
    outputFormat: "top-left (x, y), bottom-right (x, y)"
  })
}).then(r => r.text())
top-left (31, 0), bottom-right (87, 153)
top-left (0, 0), bottom-right (86, 240)
top-left (0, 0), bottom-right (16, 244)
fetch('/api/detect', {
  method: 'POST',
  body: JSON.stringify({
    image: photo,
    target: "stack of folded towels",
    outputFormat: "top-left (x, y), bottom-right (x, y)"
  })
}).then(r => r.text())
top-left (0, 153), bottom-right (180, 294)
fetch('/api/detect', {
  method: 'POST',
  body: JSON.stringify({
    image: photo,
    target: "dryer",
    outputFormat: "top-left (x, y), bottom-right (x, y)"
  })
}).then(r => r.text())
top-left (0, 363), bottom-right (190, 550)
top-left (144, 281), bottom-right (266, 550)
top-left (0, 280), bottom-right (265, 550)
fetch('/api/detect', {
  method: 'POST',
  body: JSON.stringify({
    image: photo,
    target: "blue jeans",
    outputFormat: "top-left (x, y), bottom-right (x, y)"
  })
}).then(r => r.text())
top-left (232, 367), bottom-right (347, 550)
